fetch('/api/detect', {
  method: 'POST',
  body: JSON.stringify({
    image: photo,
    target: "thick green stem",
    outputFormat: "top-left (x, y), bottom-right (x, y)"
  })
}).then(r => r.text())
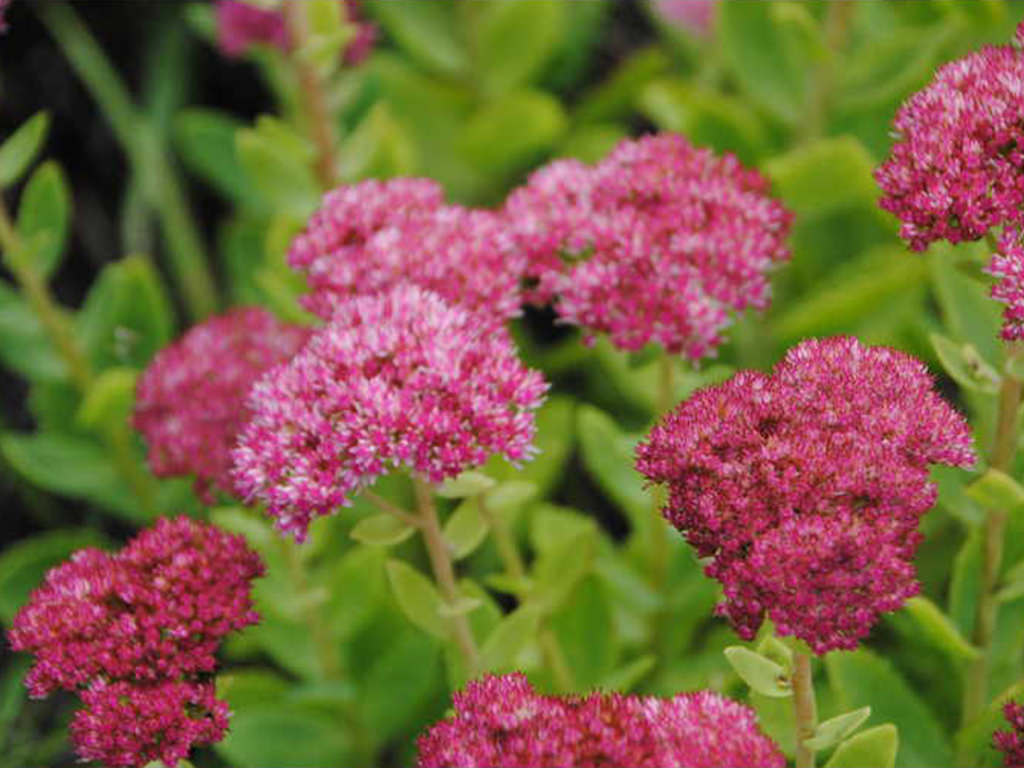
top-left (963, 357), bottom-right (1022, 727)
top-left (477, 496), bottom-right (574, 692)
top-left (793, 652), bottom-right (818, 768)
top-left (37, 2), bottom-right (218, 320)
top-left (414, 478), bottom-right (481, 676)
top-left (283, 1), bottom-right (341, 190)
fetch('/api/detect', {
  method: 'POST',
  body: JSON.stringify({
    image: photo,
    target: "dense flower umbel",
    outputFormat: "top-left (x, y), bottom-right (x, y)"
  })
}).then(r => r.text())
top-left (416, 673), bottom-right (785, 768)
top-left (134, 307), bottom-right (309, 501)
top-left (995, 701), bottom-right (1024, 767)
top-left (876, 23), bottom-right (1024, 250)
top-left (216, 0), bottom-right (375, 64)
top-left (636, 336), bottom-right (974, 652)
top-left (503, 133), bottom-right (792, 358)
top-left (988, 227), bottom-right (1024, 340)
top-left (71, 680), bottom-right (229, 768)
top-left (10, 517), bottom-right (263, 697)
top-left (290, 181), bottom-right (524, 324)
top-left (232, 286), bottom-right (548, 540)
top-left (9, 517), bottom-right (262, 767)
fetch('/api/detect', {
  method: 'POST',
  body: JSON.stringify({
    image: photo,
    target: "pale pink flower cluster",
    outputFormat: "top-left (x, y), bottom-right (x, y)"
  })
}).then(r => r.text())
top-left (417, 673), bottom-right (785, 768)
top-left (504, 133), bottom-right (792, 358)
top-left (9, 517), bottom-right (263, 767)
top-left (232, 286), bottom-right (548, 540)
top-left (216, 0), bottom-right (375, 64)
top-left (134, 307), bottom-right (309, 501)
top-left (636, 336), bottom-right (974, 652)
top-left (876, 23), bottom-right (1024, 251)
top-left (289, 178), bottom-right (524, 325)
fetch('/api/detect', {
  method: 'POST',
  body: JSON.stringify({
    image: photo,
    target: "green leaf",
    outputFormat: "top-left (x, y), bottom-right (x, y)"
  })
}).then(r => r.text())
top-left (489, 395), bottom-right (574, 495)
top-left (16, 161), bottom-right (70, 278)
top-left (461, 90), bottom-right (568, 178)
top-left (966, 468), bottom-right (1024, 511)
top-left (436, 470), bottom-right (496, 499)
top-left (805, 706), bottom-right (872, 751)
top-left (765, 136), bottom-right (881, 217)
top-left (485, 481), bottom-right (539, 513)
top-left (930, 333), bottom-right (1001, 393)
top-left (0, 281), bottom-right (64, 382)
top-left (368, 1), bottom-right (467, 77)
top-left (0, 112), bottom-right (50, 188)
top-left (0, 432), bottom-right (146, 522)
top-left (550, 575), bottom-right (616, 687)
top-left (76, 367), bottom-right (137, 434)
top-left (576, 405), bottom-right (647, 528)
top-left (444, 499), bottom-right (490, 559)
top-left (723, 646), bottom-right (792, 698)
top-left (337, 102), bottom-right (416, 181)
top-left (0, 528), bottom-right (109, 624)
top-left (479, 606), bottom-right (540, 672)
top-left (888, 596), bottom-right (979, 663)
top-left (826, 648), bottom-right (951, 767)
top-left (950, 530), bottom-right (982, 638)
top-left (599, 654), bottom-right (656, 692)
top-left (574, 45), bottom-right (671, 125)
top-left (215, 707), bottom-right (351, 768)
top-left (437, 595), bottom-right (482, 618)
top-left (385, 559), bottom-right (447, 639)
top-left (77, 255), bottom-right (174, 370)
top-left (470, 0), bottom-right (564, 95)
top-left (350, 514), bottom-right (417, 546)
top-left (930, 243), bottom-right (1004, 368)
top-left (531, 520), bottom-right (597, 614)
top-left (718, 2), bottom-right (813, 123)
top-left (757, 635), bottom-right (794, 673)
top-left (824, 724), bottom-right (899, 768)
top-left (236, 126), bottom-right (319, 218)
top-left (174, 109), bottom-right (261, 207)
top-left (325, 544), bottom-right (387, 640)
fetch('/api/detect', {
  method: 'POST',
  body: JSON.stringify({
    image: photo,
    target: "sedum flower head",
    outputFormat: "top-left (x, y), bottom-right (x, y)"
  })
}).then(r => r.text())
top-left (504, 133), bottom-right (792, 358)
top-left (232, 286), bottom-right (548, 540)
top-left (290, 179), bottom-right (524, 325)
top-left (988, 227), bottom-right (1024, 340)
top-left (134, 307), bottom-right (309, 501)
top-left (995, 700), bottom-right (1024, 768)
top-left (71, 680), bottom-right (229, 768)
top-left (636, 336), bottom-right (974, 653)
top-left (9, 517), bottom-right (262, 767)
top-left (876, 24), bottom-right (1024, 250)
top-left (216, 0), bottom-right (375, 63)
top-left (416, 673), bottom-right (785, 768)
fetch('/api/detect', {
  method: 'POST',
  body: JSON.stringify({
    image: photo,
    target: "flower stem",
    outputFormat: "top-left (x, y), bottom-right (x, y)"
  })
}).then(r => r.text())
top-left (282, 1), bottom-right (341, 190)
top-left (793, 652), bottom-right (818, 768)
top-left (414, 477), bottom-right (481, 677)
top-left (477, 496), bottom-right (575, 692)
top-left (963, 353), bottom-right (1022, 728)
top-left (364, 490), bottom-right (421, 528)
top-left (37, 2), bottom-right (218, 321)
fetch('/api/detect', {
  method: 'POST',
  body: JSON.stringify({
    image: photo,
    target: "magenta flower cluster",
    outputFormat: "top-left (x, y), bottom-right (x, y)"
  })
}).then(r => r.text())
top-left (988, 227), bottom-right (1024, 340)
top-left (995, 700), bottom-right (1024, 768)
top-left (288, 178), bottom-right (524, 325)
top-left (636, 336), bottom-right (974, 653)
top-left (504, 133), bottom-right (792, 358)
top-left (876, 23), bottom-right (1024, 251)
top-left (134, 307), bottom-right (309, 501)
top-left (9, 517), bottom-right (263, 767)
top-left (416, 673), bottom-right (785, 768)
top-left (232, 285), bottom-right (548, 540)
top-left (216, 0), bottom-right (375, 64)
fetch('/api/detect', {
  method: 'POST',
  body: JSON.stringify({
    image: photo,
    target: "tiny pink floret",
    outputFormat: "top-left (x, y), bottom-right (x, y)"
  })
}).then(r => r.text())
top-left (416, 673), bottom-right (786, 768)
top-left (503, 133), bottom-right (792, 358)
top-left (134, 307), bottom-right (309, 502)
top-left (232, 285), bottom-right (548, 540)
top-left (636, 336), bottom-right (974, 653)
top-left (995, 700), bottom-right (1024, 768)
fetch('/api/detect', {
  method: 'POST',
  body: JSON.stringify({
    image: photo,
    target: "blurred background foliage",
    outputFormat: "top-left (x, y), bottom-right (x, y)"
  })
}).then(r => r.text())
top-left (2, 1), bottom-right (1024, 766)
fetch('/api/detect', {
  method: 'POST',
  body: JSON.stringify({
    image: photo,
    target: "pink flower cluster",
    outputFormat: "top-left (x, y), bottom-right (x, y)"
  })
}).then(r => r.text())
top-left (134, 307), bottom-right (309, 502)
top-left (216, 0), bottom-right (375, 64)
top-left (232, 285), bottom-right (548, 540)
top-left (9, 517), bottom-right (263, 767)
top-left (988, 228), bottom-right (1024, 340)
top-left (876, 23), bottom-right (1024, 251)
top-left (289, 178), bottom-right (524, 325)
top-left (417, 673), bottom-right (785, 768)
top-left (653, 0), bottom-right (716, 37)
top-left (636, 336), bottom-right (974, 653)
top-left (995, 700), bottom-right (1024, 768)
top-left (504, 133), bottom-right (792, 358)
